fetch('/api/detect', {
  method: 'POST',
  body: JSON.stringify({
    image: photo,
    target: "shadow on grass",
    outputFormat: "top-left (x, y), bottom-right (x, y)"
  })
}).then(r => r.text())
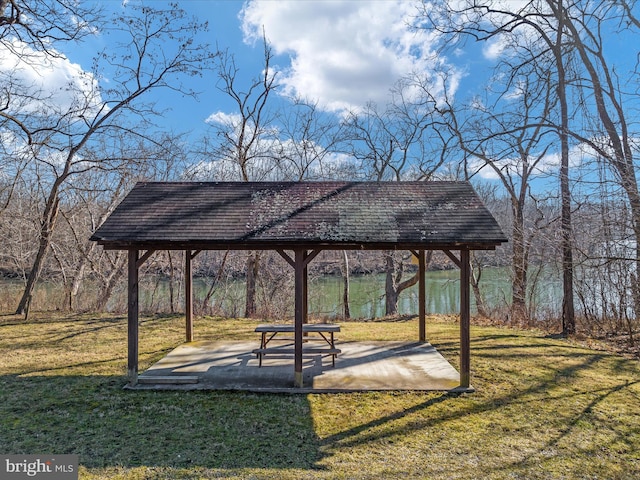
top-left (317, 335), bottom-right (639, 477)
top-left (317, 391), bottom-right (459, 448)
top-left (0, 374), bottom-right (324, 471)
top-left (432, 332), bottom-right (617, 358)
top-left (495, 378), bottom-right (640, 477)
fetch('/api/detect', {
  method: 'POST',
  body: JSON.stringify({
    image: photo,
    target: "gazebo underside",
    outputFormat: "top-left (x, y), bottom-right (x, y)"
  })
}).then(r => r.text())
top-left (91, 181), bottom-right (508, 391)
top-left (130, 340), bottom-right (465, 393)
top-left (125, 245), bottom-right (474, 391)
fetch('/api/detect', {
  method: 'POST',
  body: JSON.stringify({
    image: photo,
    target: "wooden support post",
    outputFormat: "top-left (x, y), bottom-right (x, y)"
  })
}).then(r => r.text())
top-left (418, 250), bottom-right (426, 342)
top-left (460, 249), bottom-right (471, 388)
top-left (302, 254), bottom-right (309, 342)
top-left (303, 253), bottom-right (309, 325)
top-left (127, 250), bottom-right (139, 386)
top-left (294, 249), bottom-right (305, 387)
top-left (185, 250), bottom-right (193, 342)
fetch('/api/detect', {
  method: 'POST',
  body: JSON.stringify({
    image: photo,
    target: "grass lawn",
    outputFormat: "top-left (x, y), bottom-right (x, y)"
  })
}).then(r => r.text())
top-left (0, 312), bottom-right (638, 479)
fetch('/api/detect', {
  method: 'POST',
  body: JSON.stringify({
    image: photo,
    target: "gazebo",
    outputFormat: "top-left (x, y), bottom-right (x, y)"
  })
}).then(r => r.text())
top-left (91, 181), bottom-right (507, 390)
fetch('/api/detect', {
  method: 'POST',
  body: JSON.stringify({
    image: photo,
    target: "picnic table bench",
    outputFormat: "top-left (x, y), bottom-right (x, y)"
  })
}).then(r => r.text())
top-left (253, 323), bottom-right (341, 367)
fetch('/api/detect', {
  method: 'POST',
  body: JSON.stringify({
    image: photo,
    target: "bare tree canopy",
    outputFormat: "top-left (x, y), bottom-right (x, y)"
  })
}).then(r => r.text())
top-left (1, 0), bottom-right (102, 52)
top-left (3, 2), bottom-right (217, 315)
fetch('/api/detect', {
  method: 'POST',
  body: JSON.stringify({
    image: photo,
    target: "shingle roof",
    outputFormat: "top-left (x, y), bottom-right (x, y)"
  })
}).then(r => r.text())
top-left (90, 181), bottom-right (507, 250)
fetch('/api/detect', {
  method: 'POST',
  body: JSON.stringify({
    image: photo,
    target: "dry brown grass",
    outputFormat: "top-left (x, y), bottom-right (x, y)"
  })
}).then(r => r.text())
top-left (1, 312), bottom-right (639, 479)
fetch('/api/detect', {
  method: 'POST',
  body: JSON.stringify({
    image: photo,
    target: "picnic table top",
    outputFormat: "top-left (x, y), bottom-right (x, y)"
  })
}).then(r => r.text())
top-left (255, 323), bottom-right (340, 333)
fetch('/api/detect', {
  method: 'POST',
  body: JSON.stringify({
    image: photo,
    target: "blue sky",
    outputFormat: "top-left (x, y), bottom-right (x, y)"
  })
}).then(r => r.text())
top-left (51, 0), bottom-right (488, 144)
top-left (68, 1), bottom-right (265, 138)
top-left (2, 0), bottom-right (635, 185)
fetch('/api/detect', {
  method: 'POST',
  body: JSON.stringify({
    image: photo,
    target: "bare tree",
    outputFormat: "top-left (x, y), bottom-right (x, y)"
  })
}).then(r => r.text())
top-left (556, 1), bottom-right (640, 331)
top-left (416, 0), bottom-right (581, 331)
top-left (343, 77), bottom-right (446, 182)
top-left (50, 132), bottom-right (188, 311)
top-left (5, 3), bottom-right (216, 316)
top-left (417, 0), bottom-right (640, 337)
top-left (197, 36), bottom-right (356, 318)
top-left (572, 174), bottom-right (636, 344)
top-left (443, 70), bottom-right (558, 326)
top-left (272, 99), bottom-right (349, 180)
top-left (342, 77), bottom-right (447, 315)
top-left (201, 37), bottom-right (278, 318)
top-left (0, 1), bottom-right (101, 53)
top-left (1, 1), bottom-right (100, 219)
top-left (205, 38), bottom-right (279, 181)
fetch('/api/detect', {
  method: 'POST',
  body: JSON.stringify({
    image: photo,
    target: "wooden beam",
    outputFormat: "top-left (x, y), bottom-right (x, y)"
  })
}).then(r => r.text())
top-left (281, 249), bottom-right (322, 385)
top-left (303, 249), bottom-right (322, 267)
top-left (460, 249), bottom-right (471, 388)
top-left (294, 249), bottom-right (305, 387)
top-left (277, 248), bottom-right (321, 269)
top-left (418, 249), bottom-right (426, 342)
top-left (185, 250), bottom-right (193, 342)
top-left (99, 241), bottom-right (503, 252)
top-left (443, 249), bottom-right (461, 268)
top-left (276, 249), bottom-right (295, 267)
top-left (136, 249), bottom-right (155, 269)
top-left (127, 250), bottom-right (139, 386)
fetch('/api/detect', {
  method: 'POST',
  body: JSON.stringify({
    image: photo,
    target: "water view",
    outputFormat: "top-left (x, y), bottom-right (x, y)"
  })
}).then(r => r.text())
top-left (150, 267), bottom-right (562, 319)
top-left (1, 267), bottom-right (562, 319)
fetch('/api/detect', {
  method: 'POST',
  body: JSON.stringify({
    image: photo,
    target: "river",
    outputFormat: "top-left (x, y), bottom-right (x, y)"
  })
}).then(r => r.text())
top-left (1, 268), bottom-right (562, 318)
top-left (158, 268), bottom-right (561, 318)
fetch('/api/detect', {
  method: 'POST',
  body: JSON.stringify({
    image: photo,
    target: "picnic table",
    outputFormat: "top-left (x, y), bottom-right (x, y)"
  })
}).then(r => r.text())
top-left (253, 323), bottom-right (341, 367)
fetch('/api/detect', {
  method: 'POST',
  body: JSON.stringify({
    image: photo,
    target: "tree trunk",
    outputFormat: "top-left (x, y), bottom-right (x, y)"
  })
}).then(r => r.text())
top-left (65, 240), bottom-right (100, 312)
top-left (470, 253), bottom-right (489, 319)
top-left (68, 261), bottom-right (88, 312)
top-left (385, 253), bottom-right (399, 315)
top-left (96, 272), bottom-right (120, 312)
top-left (95, 253), bottom-right (127, 312)
top-left (512, 205), bottom-right (528, 326)
top-left (202, 250), bottom-right (229, 313)
top-left (548, 0), bottom-right (575, 335)
top-left (342, 250), bottom-right (350, 319)
top-left (384, 251), bottom-right (420, 316)
top-left (631, 220), bottom-right (640, 333)
top-left (561, 190), bottom-right (576, 336)
top-left (15, 191), bottom-right (61, 316)
top-left (245, 251), bottom-right (260, 318)
top-left (167, 250), bottom-right (176, 314)
top-left (49, 243), bottom-right (70, 311)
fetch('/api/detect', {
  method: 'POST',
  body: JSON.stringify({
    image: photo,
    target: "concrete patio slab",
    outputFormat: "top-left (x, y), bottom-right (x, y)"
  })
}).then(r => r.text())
top-left (132, 340), bottom-right (467, 393)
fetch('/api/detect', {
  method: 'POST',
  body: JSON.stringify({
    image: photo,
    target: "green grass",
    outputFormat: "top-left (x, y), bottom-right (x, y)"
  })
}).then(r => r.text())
top-left (1, 312), bottom-right (638, 479)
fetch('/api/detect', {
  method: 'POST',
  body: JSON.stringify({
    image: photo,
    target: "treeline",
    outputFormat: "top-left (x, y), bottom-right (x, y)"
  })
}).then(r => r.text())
top-left (1, 1), bottom-right (639, 347)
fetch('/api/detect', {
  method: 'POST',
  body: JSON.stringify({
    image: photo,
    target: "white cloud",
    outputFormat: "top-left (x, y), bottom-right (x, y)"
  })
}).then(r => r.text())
top-left (483, 36), bottom-right (508, 60)
top-left (240, 0), bottom-right (451, 114)
top-left (0, 130), bottom-right (26, 155)
top-left (503, 79), bottom-right (526, 100)
top-left (0, 40), bottom-right (102, 117)
top-left (185, 131), bottom-right (358, 181)
top-left (470, 144), bottom-right (590, 181)
top-left (205, 110), bottom-right (242, 126)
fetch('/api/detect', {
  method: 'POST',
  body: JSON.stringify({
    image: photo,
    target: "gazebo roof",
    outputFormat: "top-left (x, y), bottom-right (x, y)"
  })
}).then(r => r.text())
top-left (91, 181), bottom-right (507, 250)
